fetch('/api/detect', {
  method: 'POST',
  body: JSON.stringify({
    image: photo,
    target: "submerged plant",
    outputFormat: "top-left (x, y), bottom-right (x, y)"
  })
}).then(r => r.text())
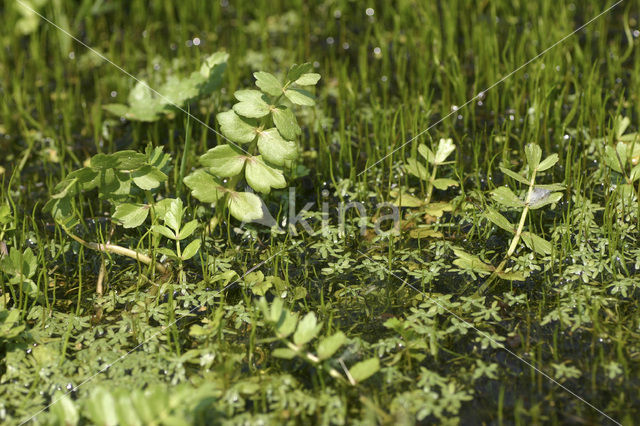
top-left (394, 138), bottom-right (459, 238)
top-left (257, 297), bottom-right (380, 386)
top-left (103, 52), bottom-right (228, 122)
top-left (454, 143), bottom-right (563, 293)
top-left (184, 63), bottom-right (321, 224)
top-left (603, 116), bottom-right (640, 199)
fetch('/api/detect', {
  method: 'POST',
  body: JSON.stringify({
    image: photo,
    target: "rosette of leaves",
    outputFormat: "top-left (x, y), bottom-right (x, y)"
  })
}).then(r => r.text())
top-left (394, 138), bottom-right (459, 238)
top-left (257, 297), bottom-right (380, 385)
top-left (44, 145), bottom-right (173, 274)
top-left (103, 52), bottom-right (228, 122)
top-left (454, 143), bottom-right (564, 293)
top-left (184, 63), bottom-right (321, 223)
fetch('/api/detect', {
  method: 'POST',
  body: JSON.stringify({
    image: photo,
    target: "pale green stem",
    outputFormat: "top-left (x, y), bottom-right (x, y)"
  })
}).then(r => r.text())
top-left (425, 163), bottom-right (438, 205)
top-left (63, 227), bottom-right (168, 275)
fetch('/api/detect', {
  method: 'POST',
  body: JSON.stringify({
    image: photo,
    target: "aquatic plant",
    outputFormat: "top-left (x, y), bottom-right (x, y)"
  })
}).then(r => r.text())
top-left (184, 63), bottom-right (320, 224)
top-left (454, 143), bottom-right (564, 293)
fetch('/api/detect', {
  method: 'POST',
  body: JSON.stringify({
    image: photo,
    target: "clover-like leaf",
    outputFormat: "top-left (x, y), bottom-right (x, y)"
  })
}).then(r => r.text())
top-left (293, 312), bottom-right (321, 346)
top-left (492, 186), bottom-right (524, 208)
top-left (284, 88), bottom-right (315, 106)
top-left (245, 156), bottom-right (287, 194)
top-left (404, 158), bottom-right (428, 180)
top-left (272, 348), bottom-right (298, 359)
top-left (132, 166), bottom-right (167, 190)
top-left (349, 358), bottom-right (380, 383)
top-left (199, 145), bottom-right (247, 177)
top-left (434, 138), bottom-right (456, 164)
top-left (287, 63), bottom-right (314, 82)
top-left (254, 71), bottom-right (283, 96)
top-left (184, 169), bottom-right (225, 203)
top-left (317, 331), bottom-right (347, 360)
top-left (257, 128), bottom-right (298, 166)
top-left (275, 311), bottom-right (298, 339)
top-left (216, 110), bottom-right (258, 144)
top-left (295, 73), bottom-right (321, 86)
top-left (233, 90), bottom-right (271, 118)
top-left (227, 191), bottom-right (263, 222)
top-left (271, 105), bottom-right (302, 140)
top-left (112, 203), bottom-right (149, 228)
top-left (417, 144), bottom-right (434, 164)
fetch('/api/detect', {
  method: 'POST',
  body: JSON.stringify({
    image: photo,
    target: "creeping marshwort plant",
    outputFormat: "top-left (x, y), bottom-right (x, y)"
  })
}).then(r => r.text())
top-left (1, 1), bottom-right (640, 424)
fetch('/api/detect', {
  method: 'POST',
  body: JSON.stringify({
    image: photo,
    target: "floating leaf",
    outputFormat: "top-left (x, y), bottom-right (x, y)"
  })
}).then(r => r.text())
top-left (391, 190), bottom-right (424, 207)
top-left (423, 202), bottom-right (454, 217)
top-left (199, 145), bottom-right (247, 177)
top-left (349, 358), bottom-right (380, 383)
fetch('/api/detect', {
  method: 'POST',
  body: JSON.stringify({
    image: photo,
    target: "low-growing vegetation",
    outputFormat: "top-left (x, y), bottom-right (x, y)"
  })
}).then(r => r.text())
top-left (1, 1), bottom-right (639, 425)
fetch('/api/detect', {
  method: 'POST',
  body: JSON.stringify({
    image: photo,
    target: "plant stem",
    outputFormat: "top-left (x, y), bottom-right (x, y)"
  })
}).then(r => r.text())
top-left (480, 168), bottom-right (537, 293)
top-left (425, 163), bottom-right (439, 204)
top-left (62, 227), bottom-right (168, 275)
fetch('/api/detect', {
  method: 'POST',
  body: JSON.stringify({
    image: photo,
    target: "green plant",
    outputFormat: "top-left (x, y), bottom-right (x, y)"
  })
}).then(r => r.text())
top-left (603, 116), bottom-right (640, 198)
top-left (103, 52), bottom-right (228, 122)
top-left (184, 63), bottom-right (321, 224)
top-left (257, 297), bottom-right (380, 386)
top-left (454, 143), bottom-right (564, 293)
top-left (44, 145), bottom-right (173, 280)
top-left (394, 138), bottom-right (459, 238)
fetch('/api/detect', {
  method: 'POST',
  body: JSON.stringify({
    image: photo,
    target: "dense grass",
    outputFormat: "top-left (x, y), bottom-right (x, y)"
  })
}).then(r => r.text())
top-left (1, 0), bottom-right (640, 424)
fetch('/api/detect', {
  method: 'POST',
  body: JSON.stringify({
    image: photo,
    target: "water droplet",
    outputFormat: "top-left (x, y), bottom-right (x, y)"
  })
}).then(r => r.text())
top-left (342, 42), bottom-right (350, 50)
top-left (193, 37), bottom-right (201, 46)
top-left (110, 91), bottom-right (117, 98)
top-left (68, 52), bottom-right (75, 60)
top-left (373, 47), bottom-right (381, 55)
top-left (334, 10), bottom-right (342, 18)
top-left (365, 8), bottom-right (375, 16)
top-left (326, 37), bottom-right (335, 45)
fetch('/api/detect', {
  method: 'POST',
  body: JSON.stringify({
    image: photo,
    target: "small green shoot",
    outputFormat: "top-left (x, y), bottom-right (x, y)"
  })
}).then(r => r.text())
top-left (454, 143), bottom-right (564, 293)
